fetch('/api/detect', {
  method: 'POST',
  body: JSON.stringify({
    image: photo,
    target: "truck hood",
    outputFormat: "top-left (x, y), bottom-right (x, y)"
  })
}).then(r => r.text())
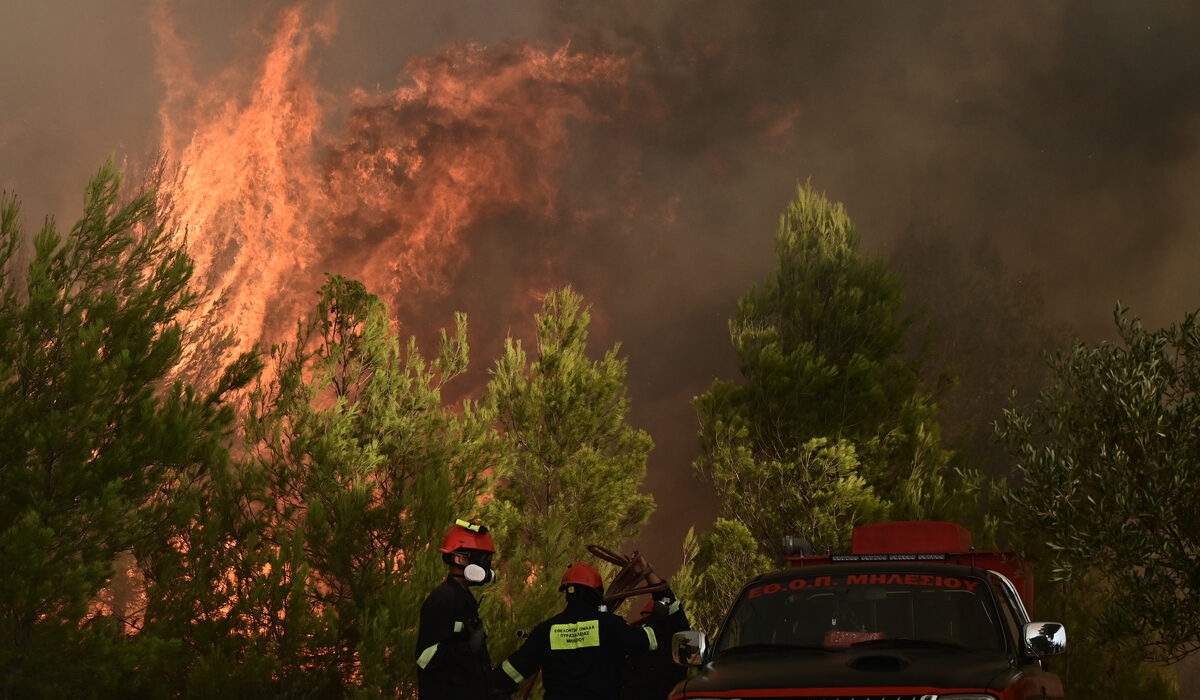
top-left (677, 647), bottom-right (1011, 696)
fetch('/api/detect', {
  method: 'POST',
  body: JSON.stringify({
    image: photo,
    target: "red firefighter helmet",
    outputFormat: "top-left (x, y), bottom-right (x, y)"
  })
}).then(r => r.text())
top-left (439, 519), bottom-right (495, 554)
top-left (560, 561), bottom-right (603, 591)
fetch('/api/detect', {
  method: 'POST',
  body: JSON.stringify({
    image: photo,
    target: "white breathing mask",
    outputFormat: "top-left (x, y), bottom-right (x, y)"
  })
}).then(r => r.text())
top-left (463, 563), bottom-right (496, 585)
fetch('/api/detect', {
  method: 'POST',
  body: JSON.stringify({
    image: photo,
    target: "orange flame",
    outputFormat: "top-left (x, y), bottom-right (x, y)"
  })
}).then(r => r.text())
top-left (153, 2), bottom-right (331, 358)
top-left (153, 1), bottom-right (628, 361)
top-left (324, 42), bottom-right (627, 298)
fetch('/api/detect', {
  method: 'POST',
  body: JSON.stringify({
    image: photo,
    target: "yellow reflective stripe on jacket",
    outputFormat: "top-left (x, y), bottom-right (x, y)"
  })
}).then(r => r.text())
top-left (501, 659), bottom-right (524, 683)
top-left (667, 599), bottom-right (681, 615)
top-left (416, 643), bottom-right (439, 669)
top-left (418, 620), bottom-right (466, 669)
top-left (644, 625), bottom-right (658, 651)
top-left (549, 619), bottom-right (601, 650)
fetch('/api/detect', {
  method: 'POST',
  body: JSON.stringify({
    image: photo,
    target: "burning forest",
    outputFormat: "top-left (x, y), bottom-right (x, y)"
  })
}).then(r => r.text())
top-left (2, 0), bottom-right (1200, 696)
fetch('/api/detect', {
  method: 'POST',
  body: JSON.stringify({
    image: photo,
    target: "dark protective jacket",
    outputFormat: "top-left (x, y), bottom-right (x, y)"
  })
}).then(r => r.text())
top-left (494, 596), bottom-right (662, 700)
top-left (416, 576), bottom-right (495, 700)
top-left (620, 587), bottom-right (691, 700)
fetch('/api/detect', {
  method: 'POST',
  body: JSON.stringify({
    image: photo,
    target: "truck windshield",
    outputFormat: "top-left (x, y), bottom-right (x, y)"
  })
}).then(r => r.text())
top-left (715, 572), bottom-right (1004, 654)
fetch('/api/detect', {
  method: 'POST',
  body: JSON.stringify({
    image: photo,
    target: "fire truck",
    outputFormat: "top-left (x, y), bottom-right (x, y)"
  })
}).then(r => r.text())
top-left (669, 521), bottom-right (1066, 699)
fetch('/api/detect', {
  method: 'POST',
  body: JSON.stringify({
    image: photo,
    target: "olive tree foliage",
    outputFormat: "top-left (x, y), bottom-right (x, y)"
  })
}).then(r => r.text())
top-left (999, 304), bottom-right (1200, 664)
top-left (482, 287), bottom-right (655, 660)
top-left (1036, 574), bottom-right (1179, 699)
top-left (0, 162), bottom-right (259, 698)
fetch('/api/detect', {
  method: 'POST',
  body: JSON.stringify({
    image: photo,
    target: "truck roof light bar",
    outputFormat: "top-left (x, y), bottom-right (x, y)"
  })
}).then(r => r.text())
top-left (830, 553), bottom-right (951, 562)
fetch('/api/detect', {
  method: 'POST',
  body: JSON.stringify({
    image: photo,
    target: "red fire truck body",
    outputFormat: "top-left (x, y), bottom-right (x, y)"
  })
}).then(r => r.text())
top-left (669, 521), bottom-right (1066, 700)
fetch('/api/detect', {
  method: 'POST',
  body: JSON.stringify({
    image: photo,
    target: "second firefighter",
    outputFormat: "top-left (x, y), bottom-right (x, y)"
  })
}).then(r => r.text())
top-left (493, 561), bottom-right (666, 699)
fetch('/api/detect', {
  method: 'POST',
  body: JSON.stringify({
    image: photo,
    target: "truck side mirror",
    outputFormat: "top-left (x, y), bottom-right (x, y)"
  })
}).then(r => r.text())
top-left (1022, 621), bottom-right (1066, 657)
top-left (672, 630), bottom-right (708, 667)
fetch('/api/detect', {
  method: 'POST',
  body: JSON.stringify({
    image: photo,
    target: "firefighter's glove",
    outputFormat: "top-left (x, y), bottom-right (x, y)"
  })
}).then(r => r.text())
top-left (647, 586), bottom-right (679, 623)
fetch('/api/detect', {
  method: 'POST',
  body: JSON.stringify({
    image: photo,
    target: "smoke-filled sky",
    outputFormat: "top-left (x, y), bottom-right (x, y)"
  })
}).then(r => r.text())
top-left (3, 0), bottom-right (1200, 569)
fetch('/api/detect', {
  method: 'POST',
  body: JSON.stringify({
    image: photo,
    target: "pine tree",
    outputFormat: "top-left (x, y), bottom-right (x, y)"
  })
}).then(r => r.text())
top-left (685, 183), bottom-right (978, 628)
top-left (0, 162), bottom-right (258, 698)
top-left (670, 519), bottom-right (773, 636)
top-left (698, 183), bottom-right (959, 515)
top-left (483, 287), bottom-right (655, 663)
top-left (152, 275), bottom-right (494, 696)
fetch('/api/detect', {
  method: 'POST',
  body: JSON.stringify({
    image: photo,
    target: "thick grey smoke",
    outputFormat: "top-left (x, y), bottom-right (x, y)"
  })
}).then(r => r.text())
top-left (3, 0), bottom-right (1199, 575)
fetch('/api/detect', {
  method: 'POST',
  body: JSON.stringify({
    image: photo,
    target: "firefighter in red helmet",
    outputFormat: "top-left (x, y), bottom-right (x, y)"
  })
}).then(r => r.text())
top-left (416, 518), bottom-right (499, 699)
top-left (492, 560), bottom-right (665, 700)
